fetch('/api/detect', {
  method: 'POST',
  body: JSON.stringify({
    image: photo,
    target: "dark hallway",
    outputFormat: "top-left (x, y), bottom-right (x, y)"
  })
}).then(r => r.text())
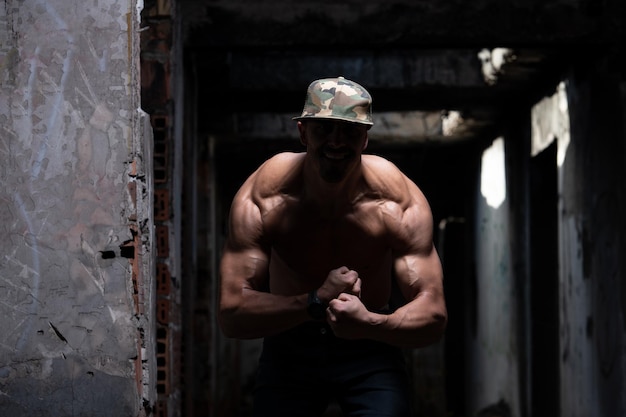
top-left (162, 1), bottom-right (626, 416)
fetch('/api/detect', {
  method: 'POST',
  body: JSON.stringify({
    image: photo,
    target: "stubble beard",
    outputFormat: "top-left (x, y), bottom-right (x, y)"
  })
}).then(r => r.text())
top-left (317, 147), bottom-right (357, 183)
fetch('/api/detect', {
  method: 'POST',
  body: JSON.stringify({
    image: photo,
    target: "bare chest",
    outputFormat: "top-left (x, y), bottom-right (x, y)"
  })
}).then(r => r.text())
top-left (266, 205), bottom-right (393, 304)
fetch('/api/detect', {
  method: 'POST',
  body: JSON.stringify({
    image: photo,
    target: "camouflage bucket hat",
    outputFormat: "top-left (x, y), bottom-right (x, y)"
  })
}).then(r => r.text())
top-left (293, 76), bottom-right (373, 126)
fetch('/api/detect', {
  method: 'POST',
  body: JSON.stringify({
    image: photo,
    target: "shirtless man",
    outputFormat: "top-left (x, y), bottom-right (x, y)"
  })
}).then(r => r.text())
top-left (219, 77), bottom-right (447, 416)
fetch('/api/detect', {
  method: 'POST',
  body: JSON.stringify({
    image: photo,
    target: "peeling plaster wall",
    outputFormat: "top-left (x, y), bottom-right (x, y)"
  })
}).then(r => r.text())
top-left (467, 137), bottom-right (521, 415)
top-left (557, 67), bottom-right (626, 417)
top-left (0, 1), bottom-right (152, 416)
top-left (467, 58), bottom-right (626, 417)
top-left (531, 64), bottom-right (626, 416)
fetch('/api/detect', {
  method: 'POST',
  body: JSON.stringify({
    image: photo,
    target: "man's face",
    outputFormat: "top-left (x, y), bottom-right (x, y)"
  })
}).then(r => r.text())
top-left (298, 120), bottom-right (369, 183)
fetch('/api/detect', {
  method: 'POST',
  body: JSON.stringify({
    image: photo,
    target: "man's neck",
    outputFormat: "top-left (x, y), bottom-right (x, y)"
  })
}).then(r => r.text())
top-left (302, 161), bottom-right (364, 217)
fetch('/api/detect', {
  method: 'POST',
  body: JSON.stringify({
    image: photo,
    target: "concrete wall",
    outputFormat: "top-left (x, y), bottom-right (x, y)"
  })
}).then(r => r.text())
top-left (529, 66), bottom-right (626, 417)
top-left (0, 1), bottom-right (154, 416)
top-left (466, 59), bottom-right (626, 417)
top-left (466, 62), bottom-right (626, 417)
top-left (467, 136), bottom-right (522, 415)
top-left (556, 65), bottom-right (626, 417)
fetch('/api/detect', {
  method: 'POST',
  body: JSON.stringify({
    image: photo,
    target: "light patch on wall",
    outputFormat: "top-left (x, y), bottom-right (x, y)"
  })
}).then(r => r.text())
top-left (531, 81), bottom-right (570, 166)
top-left (442, 110), bottom-right (462, 136)
top-left (556, 82), bottom-right (571, 168)
top-left (480, 137), bottom-right (506, 209)
top-left (136, 0), bottom-right (144, 23)
top-left (477, 48), bottom-right (516, 85)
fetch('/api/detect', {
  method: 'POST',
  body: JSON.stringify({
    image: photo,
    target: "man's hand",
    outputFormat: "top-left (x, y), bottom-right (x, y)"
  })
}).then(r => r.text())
top-left (317, 266), bottom-right (361, 303)
top-left (326, 293), bottom-right (372, 339)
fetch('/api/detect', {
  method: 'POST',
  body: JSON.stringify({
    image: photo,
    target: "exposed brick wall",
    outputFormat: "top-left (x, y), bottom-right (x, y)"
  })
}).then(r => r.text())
top-left (140, 5), bottom-right (181, 416)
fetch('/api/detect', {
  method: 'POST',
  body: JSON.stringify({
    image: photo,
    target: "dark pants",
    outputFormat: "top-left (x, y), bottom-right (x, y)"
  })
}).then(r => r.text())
top-left (252, 322), bottom-right (412, 417)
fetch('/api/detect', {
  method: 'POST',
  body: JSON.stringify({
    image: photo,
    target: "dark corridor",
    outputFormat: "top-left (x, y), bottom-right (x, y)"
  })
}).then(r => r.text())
top-left (138, 1), bottom-right (626, 416)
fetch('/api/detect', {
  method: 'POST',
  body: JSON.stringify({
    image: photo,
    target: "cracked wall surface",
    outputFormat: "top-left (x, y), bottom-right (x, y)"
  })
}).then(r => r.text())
top-left (0, 1), bottom-right (152, 415)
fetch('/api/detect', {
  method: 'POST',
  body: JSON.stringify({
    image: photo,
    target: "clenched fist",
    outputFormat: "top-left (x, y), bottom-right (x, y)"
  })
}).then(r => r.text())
top-left (327, 293), bottom-right (371, 339)
top-left (317, 266), bottom-right (361, 303)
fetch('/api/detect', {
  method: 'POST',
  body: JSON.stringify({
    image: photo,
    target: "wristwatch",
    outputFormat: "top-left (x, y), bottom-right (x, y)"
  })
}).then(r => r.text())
top-left (306, 290), bottom-right (327, 320)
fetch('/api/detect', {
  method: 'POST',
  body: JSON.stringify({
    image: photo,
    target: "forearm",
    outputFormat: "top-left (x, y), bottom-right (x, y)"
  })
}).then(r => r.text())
top-left (327, 291), bottom-right (447, 348)
top-left (370, 309), bottom-right (446, 348)
top-left (219, 289), bottom-right (310, 339)
top-left (366, 295), bottom-right (447, 348)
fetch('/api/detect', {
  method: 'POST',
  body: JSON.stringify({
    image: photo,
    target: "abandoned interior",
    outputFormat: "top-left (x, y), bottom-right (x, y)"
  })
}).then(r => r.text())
top-left (1, 0), bottom-right (625, 416)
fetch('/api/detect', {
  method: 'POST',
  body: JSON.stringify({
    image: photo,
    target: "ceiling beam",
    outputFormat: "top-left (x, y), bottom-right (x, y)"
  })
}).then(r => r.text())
top-left (191, 48), bottom-right (566, 112)
top-left (182, 0), bottom-right (624, 48)
top-left (206, 110), bottom-right (497, 145)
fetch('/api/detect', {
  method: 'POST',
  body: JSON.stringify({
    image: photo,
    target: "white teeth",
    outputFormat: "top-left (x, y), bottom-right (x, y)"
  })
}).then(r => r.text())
top-left (324, 150), bottom-right (347, 160)
top-left (324, 152), bottom-right (346, 159)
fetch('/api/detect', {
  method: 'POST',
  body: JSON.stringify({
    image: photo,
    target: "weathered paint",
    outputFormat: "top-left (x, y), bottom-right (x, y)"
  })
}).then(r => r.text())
top-left (557, 68), bottom-right (626, 417)
top-left (0, 1), bottom-right (152, 415)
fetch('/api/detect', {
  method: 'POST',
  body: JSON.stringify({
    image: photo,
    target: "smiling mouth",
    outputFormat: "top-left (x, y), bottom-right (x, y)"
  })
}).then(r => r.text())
top-left (324, 151), bottom-right (348, 160)
top-left (323, 147), bottom-right (352, 160)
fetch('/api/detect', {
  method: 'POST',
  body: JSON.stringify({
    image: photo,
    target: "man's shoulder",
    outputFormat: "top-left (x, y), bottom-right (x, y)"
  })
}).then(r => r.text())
top-left (361, 154), bottom-right (428, 209)
top-left (361, 155), bottom-right (411, 194)
top-left (361, 155), bottom-right (433, 242)
top-left (249, 152), bottom-right (304, 201)
top-left (362, 154), bottom-right (401, 172)
top-left (231, 153), bottom-right (304, 227)
top-left (259, 152), bottom-right (304, 176)
top-left (266, 151), bottom-right (304, 164)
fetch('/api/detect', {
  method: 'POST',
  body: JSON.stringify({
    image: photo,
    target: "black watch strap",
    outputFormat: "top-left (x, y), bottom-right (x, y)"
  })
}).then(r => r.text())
top-left (306, 290), bottom-right (327, 320)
